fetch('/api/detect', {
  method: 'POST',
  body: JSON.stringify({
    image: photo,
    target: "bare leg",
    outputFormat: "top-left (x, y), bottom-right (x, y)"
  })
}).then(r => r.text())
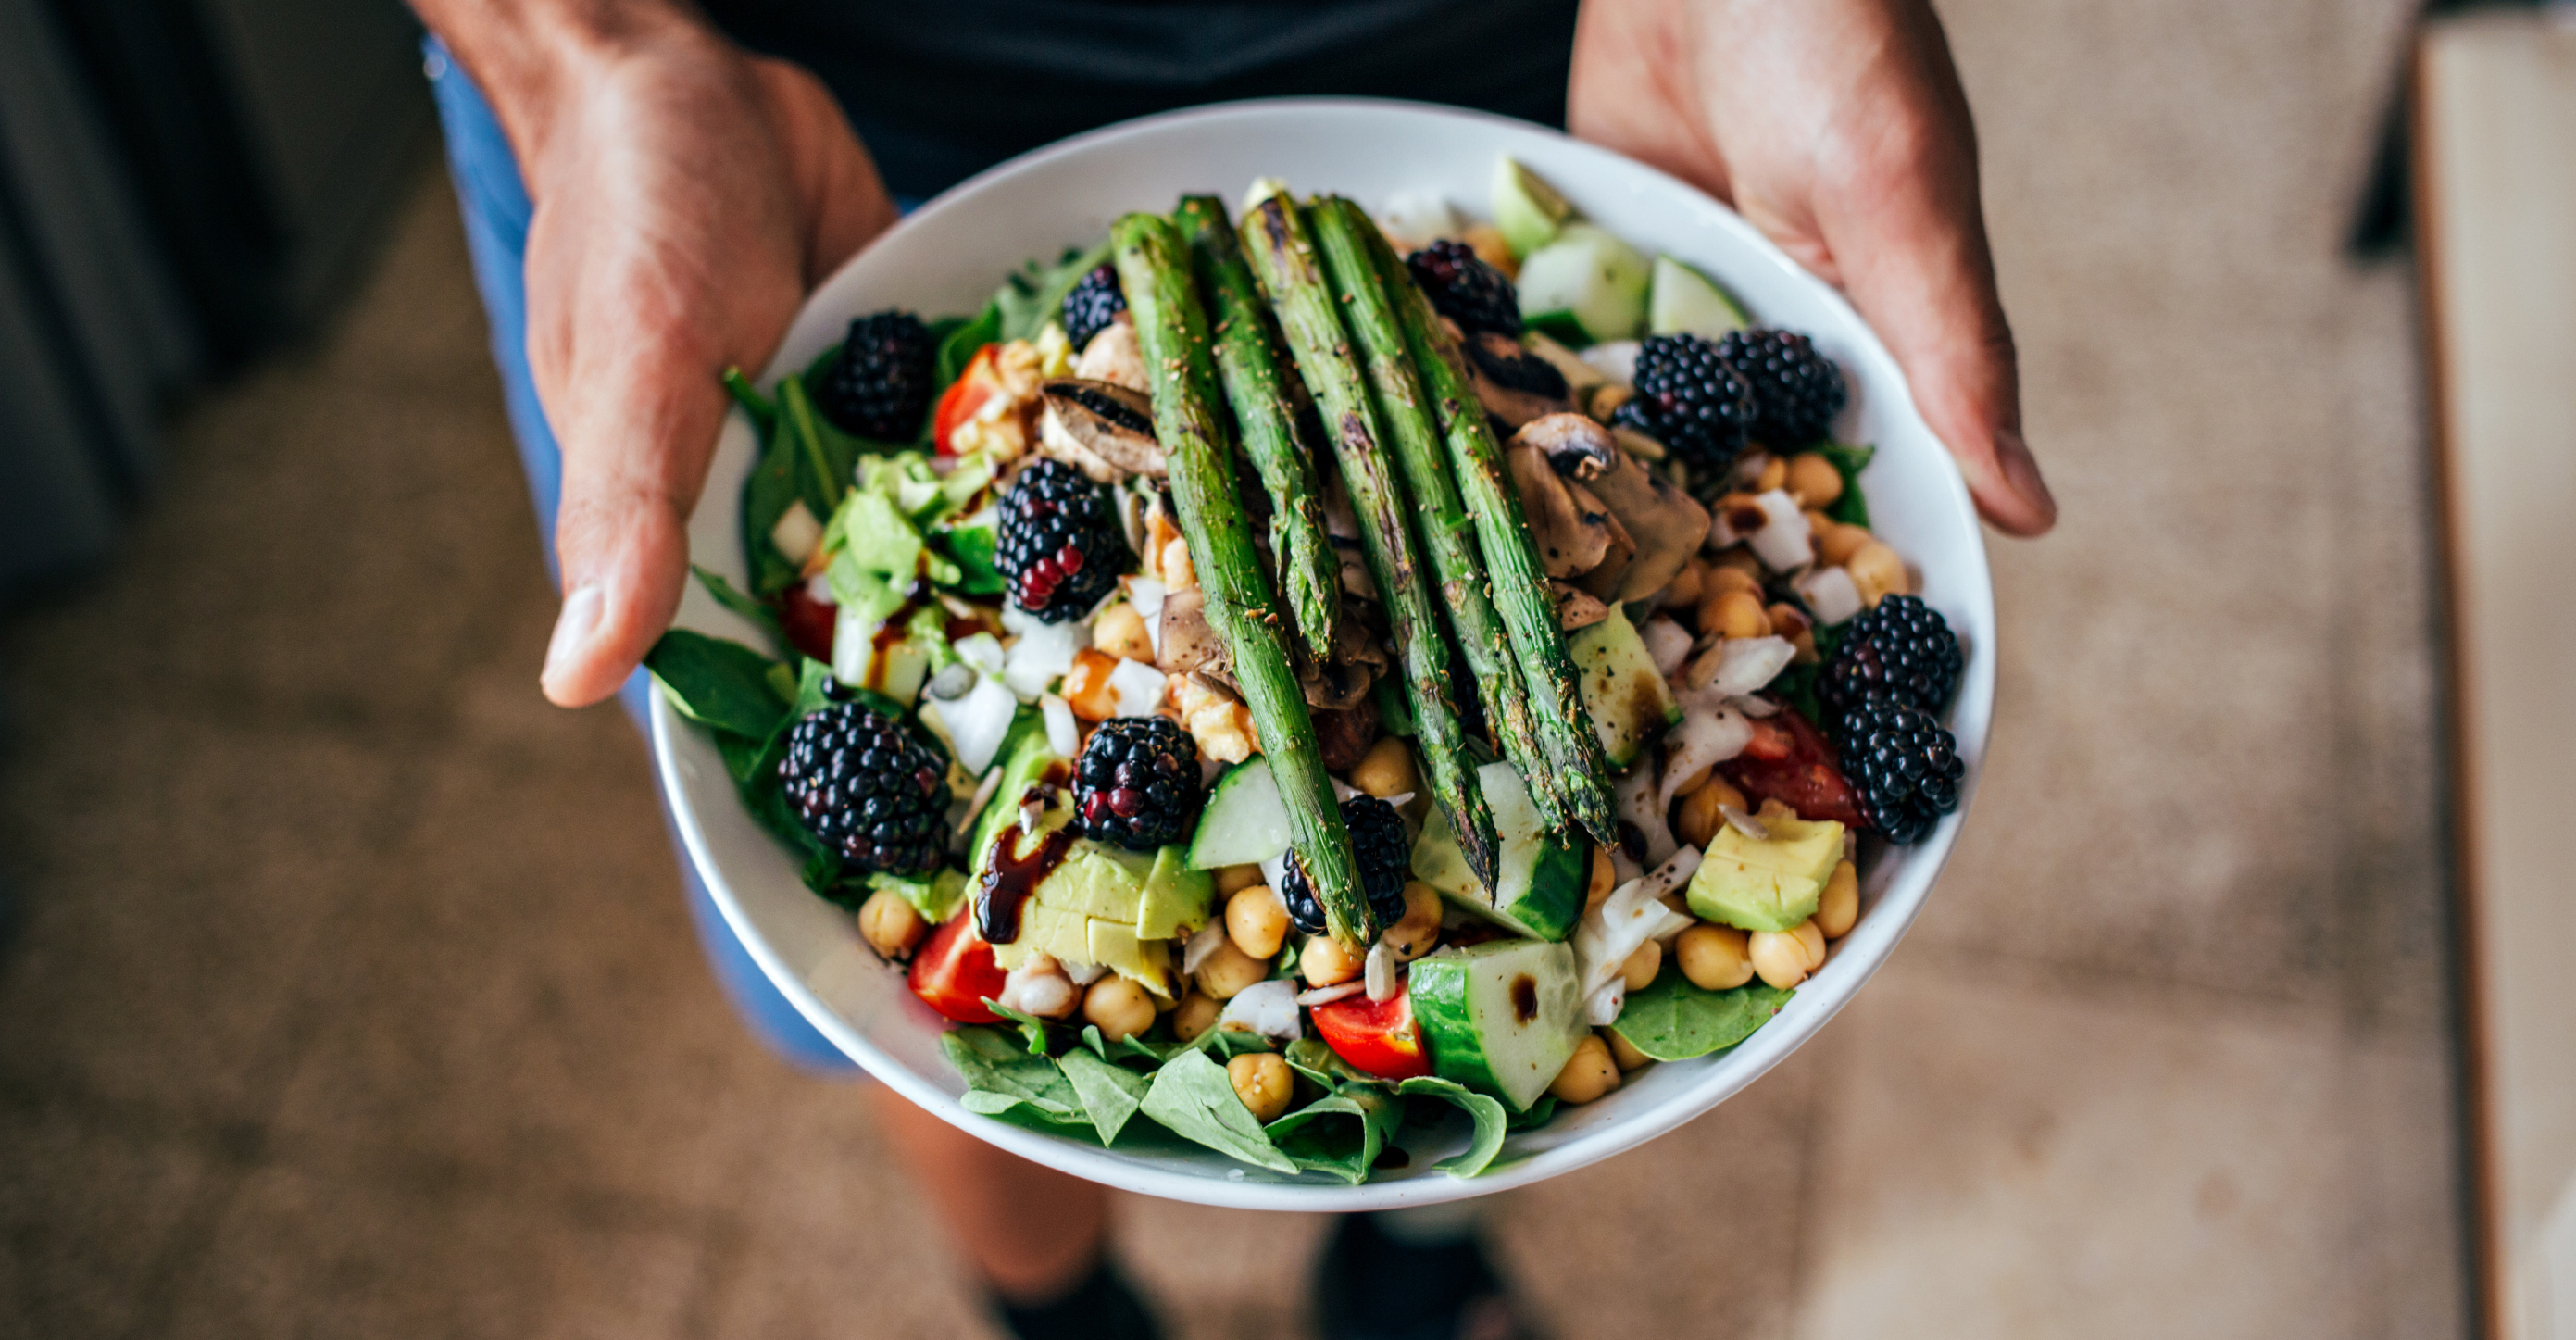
top-left (869, 1085), bottom-right (1109, 1304)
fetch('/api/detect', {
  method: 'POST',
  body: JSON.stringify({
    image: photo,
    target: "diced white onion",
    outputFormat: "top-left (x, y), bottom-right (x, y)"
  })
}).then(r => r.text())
top-left (923, 663), bottom-right (975, 702)
top-left (1040, 694), bottom-right (1079, 760)
top-left (1720, 805), bottom-right (1769, 841)
top-left (944, 672), bottom-right (1021, 775)
top-left (1182, 921), bottom-right (1230, 974)
top-left (1258, 849), bottom-right (1294, 897)
top-left (1062, 960), bottom-right (1107, 985)
top-left (832, 602), bottom-right (873, 686)
top-left (1002, 609), bottom-right (1082, 700)
top-left (1657, 707), bottom-right (1755, 810)
top-left (1107, 659), bottom-right (1169, 719)
top-left (1364, 941), bottom-right (1400, 1003)
top-left (1586, 979), bottom-right (1627, 1027)
top-left (769, 500), bottom-right (825, 567)
top-left (1794, 565), bottom-right (1864, 626)
top-left (1616, 763), bottom-right (1676, 868)
top-left (1640, 845), bottom-right (1704, 901)
top-left (1332, 778), bottom-right (1362, 803)
top-left (953, 632), bottom-right (1007, 675)
top-left (1217, 978), bottom-right (1303, 1041)
top-left (1295, 982), bottom-right (1368, 1008)
top-left (1574, 875), bottom-right (1696, 1000)
top-left (1730, 695), bottom-right (1781, 718)
top-left (1641, 614), bottom-right (1694, 680)
top-left (1748, 489), bottom-right (1814, 571)
top-left (804, 571), bottom-right (834, 607)
top-left (958, 764), bottom-right (1007, 838)
top-left (1688, 635), bottom-right (1796, 698)
top-left (1123, 576), bottom-right (1166, 620)
top-left (1580, 340), bottom-right (1641, 386)
top-left (1375, 190), bottom-right (1460, 247)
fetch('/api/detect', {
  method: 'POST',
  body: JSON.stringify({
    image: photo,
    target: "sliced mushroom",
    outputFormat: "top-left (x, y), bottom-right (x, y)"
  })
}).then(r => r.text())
top-left (1073, 318), bottom-right (1148, 393)
top-left (1576, 503), bottom-right (1639, 601)
top-left (1300, 600), bottom-right (1388, 711)
top-left (1154, 585), bottom-right (1230, 680)
top-left (1518, 414), bottom-right (1710, 603)
top-left (1040, 379), bottom-right (1164, 481)
top-left (1520, 411), bottom-right (1618, 481)
top-left (1507, 440), bottom-right (1616, 578)
top-left (1549, 582), bottom-right (1612, 631)
top-left (1461, 328), bottom-right (1575, 429)
top-left (1313, 699), bottom-right (1382, 772)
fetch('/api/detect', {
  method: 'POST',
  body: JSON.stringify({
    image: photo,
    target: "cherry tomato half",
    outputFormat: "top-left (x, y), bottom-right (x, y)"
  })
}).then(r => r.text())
top-left (779, 582), bottom-right (837, 664)
top-left (1720, 708), bottom-right (1869, 829)
top-left (932, 344), bottom-right (1000, 455)
top-left (907, 914), bottom-right (1007, 1024)
top-left (1310, 989), bottom-right (1433, 1081)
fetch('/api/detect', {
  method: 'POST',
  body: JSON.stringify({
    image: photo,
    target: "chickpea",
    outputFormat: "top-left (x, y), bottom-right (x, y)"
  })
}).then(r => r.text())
top-left (1170, 991), bottom-right (1220, 1042)
top-left (1082, 976), bottom-right (1157, 1044)
top-left (1814, 520), bottom-right (1871, 567)
top-left (1384, 882), bottom-right (1444, 962)
top-left (1461, 223), bottom-right (1517, 279)
top-left (1674, 776), bottom-right (1732, 849)
top-left (1845, 541), bottom-right (1909, 607)
top-left (1215, 863), bottom-right (1266, 895)
top-left (1159, 536), bottom-right (1196, 592)
top-left (1748, 920), bottom-right (1828, 990)
top-left (1228, 1052), bottom-right (1295, 1122)
top-left (1676, 923), bottom-right (1755, 991)
top-left (1299, 933), bottom-right (1362, 987)
top-left (1699, 588), bottom-right (1771, 641)
top-left (1619, 939), bottom-right (1663, 993)
top-left (857, 890), bottom-right (925, 958)
top-left (1586, 845), bottom-right (1618, 910)
top-left (1604, 1028), bottom-right (1654, 1072)
top-left (1660, 558), bottom-right (1705, 612)
top-left (1784, 454), bottom-right (1844, 507)
top-left (1226, 885), bottom-right (1291, 959)
top-left (1061, 647), bottom-right (1121, 720)
top-left (1350, 736), bottom-right (1420, 799)
top-left (1194, 939), bottom-right (1271, 1000)
top-left (1092, 603), bottom-right (1154, 662)
top-left (1816, 860), bottom-right (1859, 939)
top-left (1751, 454), bottom-right (1789, 494)
top-left (1708, 545), bottom-right (1763, 580)
top-left (1549, 1034), bottom-right (1621, 1104)
top-left (1769, 603), bottom-right (1818, 663)
top-left (1586, 382), bottom-right (1634, 423)
top-left (1704, 563), bottom-right (1762, 598)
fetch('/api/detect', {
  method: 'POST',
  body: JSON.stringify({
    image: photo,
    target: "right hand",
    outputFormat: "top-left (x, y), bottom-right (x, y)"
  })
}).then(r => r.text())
top-left (504, 22), bottom-right (897, 706)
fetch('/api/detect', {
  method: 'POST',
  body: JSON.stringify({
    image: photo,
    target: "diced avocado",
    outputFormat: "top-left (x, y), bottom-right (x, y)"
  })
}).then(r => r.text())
top-left (1515, 224), bottom-right (1651, 344)
top-left (1408, 938), bottom-right (1587, 1110)
top-left (1185, 758), bottom-right (1294, 870)
top-left (1568, 607), bottom-right (1681, 767)
top-left (1647, 254), bottom-right (1750, 339)
top-left (868, 867), bottom-right (967, 923)
top-left (1136, 845), bottom-right (1213, 940)
top-left (1410, 763), bottom-right (1586, 942)
top-left (1036, 845), bottom-right (1148, 923)
top-left (1492, 156), bottom-right (1574, 258)
top-left (966, 720), bottom-right (1064, 878)
top-left (1686, 808), bottom-right (1846, 932)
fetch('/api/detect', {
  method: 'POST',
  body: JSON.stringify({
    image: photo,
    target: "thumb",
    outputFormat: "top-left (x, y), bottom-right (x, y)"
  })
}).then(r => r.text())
top-left (1816, 50), bottom-right (2055, 535)
top-left (541, 420), bottom-right (705, 708)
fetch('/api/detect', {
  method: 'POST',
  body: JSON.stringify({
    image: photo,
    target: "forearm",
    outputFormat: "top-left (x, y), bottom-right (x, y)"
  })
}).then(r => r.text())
top-left (410, 0), bottom-right (729, 169)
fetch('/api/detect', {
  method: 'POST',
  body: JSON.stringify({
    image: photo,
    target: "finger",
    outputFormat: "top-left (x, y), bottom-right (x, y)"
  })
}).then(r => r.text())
top-left (1813, 21), bottom-right (2056, 536)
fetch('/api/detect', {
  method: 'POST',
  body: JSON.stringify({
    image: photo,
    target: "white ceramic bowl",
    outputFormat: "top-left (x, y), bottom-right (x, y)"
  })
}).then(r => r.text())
top-left (652, 98), bottom-right (1994, 1209)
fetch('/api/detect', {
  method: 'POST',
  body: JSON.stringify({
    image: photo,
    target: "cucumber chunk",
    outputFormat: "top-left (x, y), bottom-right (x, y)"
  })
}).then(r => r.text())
top-left (1184, 758), bottom-right (1293, 870)
top-left (1492, 156), bottom-right (1573, 258)
top-left (1569, 607), bottom-right (1681, 768)
top-left (1410, 762), bottom-right (1586, 942)
top-left (1647, 254), bottom-right (1750, 339)
top-left (1408, 938), bottom-right (1587, 1110)
top-left (1516, 224), bottom-right (1651, 344)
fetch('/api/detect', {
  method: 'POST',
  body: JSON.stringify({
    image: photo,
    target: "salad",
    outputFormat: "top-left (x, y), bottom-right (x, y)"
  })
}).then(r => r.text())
top-left (648, 159), bottom-right (1967, 1183)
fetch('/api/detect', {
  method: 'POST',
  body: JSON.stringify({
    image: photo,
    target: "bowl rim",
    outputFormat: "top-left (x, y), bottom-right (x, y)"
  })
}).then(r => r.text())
top-left (649, 94), bottom-right (1995, 1209)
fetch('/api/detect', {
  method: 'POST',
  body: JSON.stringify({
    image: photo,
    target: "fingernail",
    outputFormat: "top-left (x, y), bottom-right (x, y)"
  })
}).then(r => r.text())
top-left (1996, 428), bottom-right (2057, 523)
top-left (544, 582), bottom-right (605, 685)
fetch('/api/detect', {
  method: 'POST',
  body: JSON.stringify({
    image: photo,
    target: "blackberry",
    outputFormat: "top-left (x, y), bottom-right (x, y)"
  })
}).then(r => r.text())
top-left (1713, 328), bottom-right (1845, 448)
top-left (994, 458), bottom-right (1132, 622)
top-left (1061, 264), bottom-right (1126, 353)
top-left (815, 310), bottom-right (936, 440)
top-left (1819, 595), bottom-right (1963, 731)
top-left (1838, 698), bottom-right (1964, 845)
top-left (1613, 332), bottom-right (1757, 472)
top-left (1463, 331), bottom-right (1568, 399)
top-left (1281, 796), bottom-right (1413, 935)
top-left (1074, 718), bottom-right (1203, 850)
top-left (1407, 240), bottom-right (1521, 336)
top-left (779, 703), bottom-right (951, 875)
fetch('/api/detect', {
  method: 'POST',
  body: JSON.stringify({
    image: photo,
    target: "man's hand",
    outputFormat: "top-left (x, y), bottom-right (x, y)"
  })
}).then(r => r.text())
top-left (419, 3), bottom-right (898, 706)
top-left (1571, 0), bottom-right (2056, 536)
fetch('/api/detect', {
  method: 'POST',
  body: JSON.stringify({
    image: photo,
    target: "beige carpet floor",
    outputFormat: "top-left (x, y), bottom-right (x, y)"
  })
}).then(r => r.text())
top-left (0, 3), bottom-right (2466, 1336)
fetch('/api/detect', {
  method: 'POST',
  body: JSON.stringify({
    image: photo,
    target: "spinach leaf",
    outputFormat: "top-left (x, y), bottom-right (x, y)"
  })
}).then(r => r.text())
top-left (1768, 621), bottom-right (1844, 728)
top-left (1610, 974), bottom-right (1794, 1062)
top-left (644, 630), bottom-right (788, 741)
top-left (937, 305), bottom-right (1001, 391)
top-left (987, 1000), bottom-right (1056, 1057)
top-left (944, 1027), bottom-right (1095, 1138)
top-left (779, 376), bottom-right (860, 518)
top-left (1266, 1083), bottom-right (1402, 1184)
top-left (741, 409), bottom-right (812, 596)
top-left (1057, 1046), bottom-right (1149, 1145)
top-left (1079, 1024), bottom-right (1173, 1066)
top-left (995, 241), bottom-right (1112, 344)
top-left (1395, 1076), bottom-right (1509, 1177)
top-left (721, 367), bottom-right (777, 437)
top-left (1138, 1049), bottom-right (1298, 1173)
top-left (1506, 1095), bottom-right (1559, 1131)
top-left (1371, 675), bottom-right (1417, 737)
top-left (1814, 441), bottom-right (1875, 528)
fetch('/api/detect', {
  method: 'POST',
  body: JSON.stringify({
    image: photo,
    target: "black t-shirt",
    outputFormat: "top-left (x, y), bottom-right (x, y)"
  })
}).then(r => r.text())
top-left (701, 0), bottom-right (1582, 200)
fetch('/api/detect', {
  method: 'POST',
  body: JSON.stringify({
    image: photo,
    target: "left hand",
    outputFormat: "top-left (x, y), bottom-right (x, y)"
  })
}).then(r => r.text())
top-left (1570, 0), bottom-right (2056, 536)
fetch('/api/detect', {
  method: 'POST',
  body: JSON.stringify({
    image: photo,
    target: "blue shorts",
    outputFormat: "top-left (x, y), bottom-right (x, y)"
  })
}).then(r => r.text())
top-left (425, 43), bottom-right (860, 1074)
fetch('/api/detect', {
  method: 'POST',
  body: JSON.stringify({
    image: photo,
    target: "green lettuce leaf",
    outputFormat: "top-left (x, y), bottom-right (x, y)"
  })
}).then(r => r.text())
top-left (644, 630), bottom-right (788, 741)
top-left (944, 1027), bottom-right (1095, 1138)
top-left (1609, 974), bottom-right (1794, 1062)
top-left (1057, 1046), bottom-right (1150, 1145)
top-left (1137, 1049), bottom-right (1297, 1173)
top-left (1266, 1083), bottom-right (1402, 1184)
top-left (1395, 1076), bottom-right (1510, 1177)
